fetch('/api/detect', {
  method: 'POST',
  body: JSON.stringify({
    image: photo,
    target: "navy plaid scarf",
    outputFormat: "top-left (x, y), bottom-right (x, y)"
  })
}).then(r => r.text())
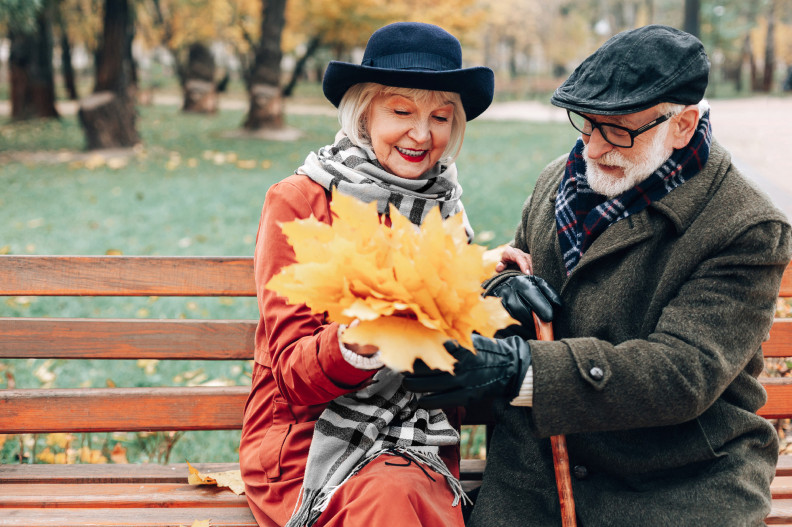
top-left (555, 111), bottom-right (712, 275)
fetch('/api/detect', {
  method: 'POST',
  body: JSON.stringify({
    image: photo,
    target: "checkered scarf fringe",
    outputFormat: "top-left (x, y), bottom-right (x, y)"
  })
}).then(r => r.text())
top-left (297, 130), bottom-right (471, 235)
top-left (285, 369), bottom-right (467, 527)
top-left (556, 111), bottom-right (712, 275)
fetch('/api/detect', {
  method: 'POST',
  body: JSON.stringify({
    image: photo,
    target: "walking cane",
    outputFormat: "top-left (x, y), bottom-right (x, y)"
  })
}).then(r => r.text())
top-left (533, 314), bottom-right (577, 527)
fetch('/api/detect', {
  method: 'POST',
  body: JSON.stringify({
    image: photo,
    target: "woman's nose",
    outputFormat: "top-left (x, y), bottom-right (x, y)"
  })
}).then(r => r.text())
top-left (408, 120), bottom-right (431, 143)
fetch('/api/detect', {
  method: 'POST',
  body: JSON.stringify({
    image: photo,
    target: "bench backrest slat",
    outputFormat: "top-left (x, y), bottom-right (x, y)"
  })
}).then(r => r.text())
top-left (1, 255), bottom-right (792, 434)
top-left (0, 386), bottom-right (249, 433)
top-left (0, 256), bottom-right (255, 296)
top-left (766, 319), bottom-right (792, 358)
top-left (0, 318), bottom-right (255, 360)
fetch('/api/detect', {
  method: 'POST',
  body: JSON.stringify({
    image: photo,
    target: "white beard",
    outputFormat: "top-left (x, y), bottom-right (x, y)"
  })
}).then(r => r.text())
top-left (584, 125), bottom-right (673, 198)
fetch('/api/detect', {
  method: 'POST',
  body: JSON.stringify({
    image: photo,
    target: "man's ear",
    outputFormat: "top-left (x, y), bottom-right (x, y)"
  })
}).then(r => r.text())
top-left (669, 105), bottom-right (700, 149)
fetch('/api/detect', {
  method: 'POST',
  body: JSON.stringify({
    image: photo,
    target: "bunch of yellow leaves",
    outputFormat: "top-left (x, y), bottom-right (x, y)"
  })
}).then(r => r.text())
top-left (266, 192), bottom-right (516, 372)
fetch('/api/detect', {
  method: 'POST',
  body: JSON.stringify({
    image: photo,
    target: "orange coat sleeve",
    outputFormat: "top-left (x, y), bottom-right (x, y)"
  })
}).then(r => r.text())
top-left (253, 176), bottom-right (377, 407)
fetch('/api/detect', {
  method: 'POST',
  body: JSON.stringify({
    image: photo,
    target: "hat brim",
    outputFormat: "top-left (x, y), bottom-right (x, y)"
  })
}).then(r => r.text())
top-left (323, 61), bottom-right (494, 121)
top-left (550, 92), bottom-right (699, 116)
top-left (550, 94), bottom-right (666, 116)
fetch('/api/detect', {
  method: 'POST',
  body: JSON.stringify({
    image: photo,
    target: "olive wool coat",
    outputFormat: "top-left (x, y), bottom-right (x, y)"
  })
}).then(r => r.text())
top-left (469, 140), bottom-right (792, 527)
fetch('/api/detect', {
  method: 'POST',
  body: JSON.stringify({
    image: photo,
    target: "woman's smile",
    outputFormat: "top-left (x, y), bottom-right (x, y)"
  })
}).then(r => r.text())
top-left (395, 146), bottom-right (429, 162)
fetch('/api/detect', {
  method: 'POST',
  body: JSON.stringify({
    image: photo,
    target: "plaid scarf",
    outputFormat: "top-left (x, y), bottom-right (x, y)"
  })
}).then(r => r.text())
top-left (285, 369), bottom-right (465, 527)
top-left (297, 130), bottom-right (472, 237)
top-left (556, 111), bottom-right (712, 275)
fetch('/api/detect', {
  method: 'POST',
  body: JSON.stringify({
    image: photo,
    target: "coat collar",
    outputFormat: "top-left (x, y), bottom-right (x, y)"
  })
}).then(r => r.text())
top-left (648, 139), bottom-right (730, 235)
top-left (558, 140), bottom-right (729, 280)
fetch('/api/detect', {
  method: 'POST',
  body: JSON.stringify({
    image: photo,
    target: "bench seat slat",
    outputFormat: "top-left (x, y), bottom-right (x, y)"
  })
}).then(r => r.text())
top-left (0, 483), bottom-right (248, 508)
top-left (0, 508), bottom-right (259, 527)
top-left (0, 256), bottom-right (255, 297)
top-left (0, 318), bottom-right (255, 360)
top-left (0, 387), bottom-right (249, 433)
top-left (0, 463), bottom-right (239, 484)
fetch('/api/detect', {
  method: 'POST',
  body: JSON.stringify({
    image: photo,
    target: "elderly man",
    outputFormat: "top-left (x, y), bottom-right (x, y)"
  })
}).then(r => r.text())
top-left (404, 25), bottom-right (792, 525)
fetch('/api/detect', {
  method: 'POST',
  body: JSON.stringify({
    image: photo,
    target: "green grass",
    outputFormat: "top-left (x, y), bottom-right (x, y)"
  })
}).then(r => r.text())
top-left (0, 102), bottom-right (578, 464)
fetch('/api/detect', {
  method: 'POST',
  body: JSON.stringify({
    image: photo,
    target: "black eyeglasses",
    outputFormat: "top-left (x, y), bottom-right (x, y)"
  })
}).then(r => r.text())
top-left (566, 110), bottom-right (673, 148)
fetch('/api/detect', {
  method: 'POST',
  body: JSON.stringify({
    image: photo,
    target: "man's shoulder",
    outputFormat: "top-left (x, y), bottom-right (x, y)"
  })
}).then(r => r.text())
top-left (534, 152), bottom-right (569, 192)
top-left (707, 140), bottom-right (787, 223)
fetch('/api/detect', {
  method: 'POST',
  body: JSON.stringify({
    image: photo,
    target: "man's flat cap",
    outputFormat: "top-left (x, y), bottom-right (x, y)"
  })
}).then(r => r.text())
top-left (551, 25), bottom-right (710, 115)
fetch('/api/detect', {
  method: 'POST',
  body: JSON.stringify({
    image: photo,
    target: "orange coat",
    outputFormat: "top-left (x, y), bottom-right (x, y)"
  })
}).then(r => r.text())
top-left (239, 174), bottom-right (461, 526)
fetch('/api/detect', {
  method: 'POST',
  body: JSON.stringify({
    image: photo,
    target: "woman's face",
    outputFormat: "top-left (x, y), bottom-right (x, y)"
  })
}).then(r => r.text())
top-left (366, 92), bottom-right (455, 180)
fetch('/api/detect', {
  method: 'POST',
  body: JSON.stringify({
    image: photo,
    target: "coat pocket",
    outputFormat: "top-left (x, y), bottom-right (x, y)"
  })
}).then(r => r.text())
top-left (258, 400), bottom-right (293, 481)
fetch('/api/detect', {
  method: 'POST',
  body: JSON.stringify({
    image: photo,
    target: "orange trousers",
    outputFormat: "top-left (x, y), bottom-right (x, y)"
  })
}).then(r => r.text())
top-left (311, 454), bottom-right (465, 527)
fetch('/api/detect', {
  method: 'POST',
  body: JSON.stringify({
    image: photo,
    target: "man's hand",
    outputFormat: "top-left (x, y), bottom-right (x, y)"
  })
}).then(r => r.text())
top-left (402, 334), bottom-right (531, 409)
top-left (489, 274), bottom-right (562, 324)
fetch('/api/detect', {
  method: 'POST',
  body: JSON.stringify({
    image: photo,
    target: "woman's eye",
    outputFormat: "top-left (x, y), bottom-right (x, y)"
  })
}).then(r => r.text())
top-left (433, 115), bottom-right (449, 123)
top-left (394, 110), bottom-right (410, 116)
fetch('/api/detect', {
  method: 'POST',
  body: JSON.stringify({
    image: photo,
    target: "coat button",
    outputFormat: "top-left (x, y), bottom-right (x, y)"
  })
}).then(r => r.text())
top-left (573, 465), bottom-right (589, 479)
top-left (589, 367), bottom-right (604, 380)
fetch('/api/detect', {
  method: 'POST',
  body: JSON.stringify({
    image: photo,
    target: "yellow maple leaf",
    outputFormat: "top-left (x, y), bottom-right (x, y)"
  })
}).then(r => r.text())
top-left (178, 521), bottom-right (212, 527)
top-left (267, 192), bottom-right (517, 372)
top-left (187, 461), bottom-right (245, 495)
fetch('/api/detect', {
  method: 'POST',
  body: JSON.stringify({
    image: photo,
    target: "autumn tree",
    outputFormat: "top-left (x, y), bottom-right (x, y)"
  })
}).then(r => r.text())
top-left (137, 0), bottom-right (237, 113)
top-left (1, 0), bottom-right (60, 120)
top-left (78, 0), bottom-right (140, 149)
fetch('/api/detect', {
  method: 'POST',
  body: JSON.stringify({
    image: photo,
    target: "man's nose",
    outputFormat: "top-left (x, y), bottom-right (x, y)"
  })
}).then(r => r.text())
top-left (584, 128), bottom-right (614, 159)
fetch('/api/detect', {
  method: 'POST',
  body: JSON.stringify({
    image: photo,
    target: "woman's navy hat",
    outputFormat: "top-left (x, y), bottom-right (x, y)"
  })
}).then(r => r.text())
top-left (551, 25), bottom-right (710, 115)
top-left (322, 22), bottom-right (494, 121)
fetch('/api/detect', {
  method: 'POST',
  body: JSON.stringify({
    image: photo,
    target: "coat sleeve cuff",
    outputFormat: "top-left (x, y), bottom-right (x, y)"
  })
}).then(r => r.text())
top-left (314, 323), bottom-right (378, 389)
top-left (510, 366), bottom-right (534, 407)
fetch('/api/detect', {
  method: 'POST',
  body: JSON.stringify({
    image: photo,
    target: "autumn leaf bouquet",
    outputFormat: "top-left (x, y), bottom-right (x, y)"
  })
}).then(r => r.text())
top-left (266, 192), bottom-right (516, 372)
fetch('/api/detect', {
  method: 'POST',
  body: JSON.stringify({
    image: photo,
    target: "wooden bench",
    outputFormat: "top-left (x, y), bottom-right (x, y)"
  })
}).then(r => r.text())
top-left (0, 255), bottom-right (791, 526)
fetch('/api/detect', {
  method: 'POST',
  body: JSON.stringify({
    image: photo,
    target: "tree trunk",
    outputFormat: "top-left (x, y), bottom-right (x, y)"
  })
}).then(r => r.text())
top-left (683, 0), bottom-right (700, 38)
top-left (181, 43), bottom-right (218, 113)
top-left (644, 0), bottom-right (655, 24)
top-left (243, 0), bottom-right (287, 131)
top-left (761, 0), bottom-right (777, 93)
top-left (8, 9), bottom-right (59, 121)
top-left (79, 0), bottom-right (139, 149)
top-left (78, 91), bottom-right (138, 149)
top-left (57, 7), bottom-right (79, 101)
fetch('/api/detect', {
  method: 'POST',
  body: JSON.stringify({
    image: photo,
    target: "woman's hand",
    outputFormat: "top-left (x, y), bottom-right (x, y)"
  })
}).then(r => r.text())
top-left (496, 246), bottom-right (533, 274)
top-left (344, 342), bottom-right (380, 357)
top-left (343, 319), bottom-right (380, 356)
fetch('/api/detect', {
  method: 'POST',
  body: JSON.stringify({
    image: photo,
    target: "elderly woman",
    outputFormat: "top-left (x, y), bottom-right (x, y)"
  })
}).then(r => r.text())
top-left (239, 22), bottom-right (494, 527)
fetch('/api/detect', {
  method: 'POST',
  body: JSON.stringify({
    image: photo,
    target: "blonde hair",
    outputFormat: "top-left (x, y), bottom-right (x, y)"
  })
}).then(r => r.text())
top-left (337, 83), bottom-right (467, 164)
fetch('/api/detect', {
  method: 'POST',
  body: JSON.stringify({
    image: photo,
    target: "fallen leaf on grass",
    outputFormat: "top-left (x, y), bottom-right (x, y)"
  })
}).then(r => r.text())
top-left (187, 461), bottom-right (245, 495)
top-left (267, 192), bottom-right (517, 372)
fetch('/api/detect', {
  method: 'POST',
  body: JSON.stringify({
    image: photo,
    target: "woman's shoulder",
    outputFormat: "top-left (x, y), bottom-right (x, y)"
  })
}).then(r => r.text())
top-left (264, 174), bottom-right (332, 222)
top-left (269, 173), bottom-right (326, 198)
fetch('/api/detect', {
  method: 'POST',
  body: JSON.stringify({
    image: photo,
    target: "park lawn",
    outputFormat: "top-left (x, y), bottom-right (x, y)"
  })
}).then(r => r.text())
top-left (0, 103), bottom-right (577, 464)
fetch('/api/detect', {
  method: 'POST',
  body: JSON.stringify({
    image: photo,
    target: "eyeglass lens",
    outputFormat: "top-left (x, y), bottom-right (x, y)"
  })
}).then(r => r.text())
top-left (567, 112), bottom-right (633, 147)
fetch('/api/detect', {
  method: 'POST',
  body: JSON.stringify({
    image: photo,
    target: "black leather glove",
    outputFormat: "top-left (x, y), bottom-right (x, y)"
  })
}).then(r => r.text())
top-left (402, 334), bottom-right (531, 409)
top-left (488, 274), bottom-right (562, 324)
